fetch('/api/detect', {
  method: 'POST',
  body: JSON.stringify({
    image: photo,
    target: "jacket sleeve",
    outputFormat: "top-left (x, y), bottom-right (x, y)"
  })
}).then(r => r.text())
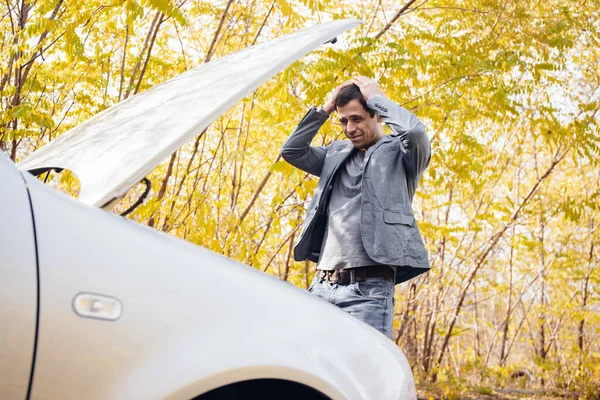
top-left (280, 107), bottom-right (330, 177)
top-left (367, 95), bottom-right (431, 179)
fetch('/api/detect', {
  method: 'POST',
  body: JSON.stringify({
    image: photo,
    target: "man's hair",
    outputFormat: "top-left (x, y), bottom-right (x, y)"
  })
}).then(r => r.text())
top-left (335, 84), bottom-right (375, 117)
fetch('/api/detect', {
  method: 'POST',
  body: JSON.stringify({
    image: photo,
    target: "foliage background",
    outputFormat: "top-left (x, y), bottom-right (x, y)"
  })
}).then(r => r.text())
top-left (2, 0), bottom-right (599, 397)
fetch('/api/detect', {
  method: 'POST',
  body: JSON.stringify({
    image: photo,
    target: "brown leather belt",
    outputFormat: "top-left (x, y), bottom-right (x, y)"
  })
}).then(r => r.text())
top-left (316, 266), bottom-right (395, 284)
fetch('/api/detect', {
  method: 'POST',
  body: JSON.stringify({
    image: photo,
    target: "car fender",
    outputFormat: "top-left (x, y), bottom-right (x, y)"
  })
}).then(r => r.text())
top-left (0, 153), bottom-right (38, 399)
top-left (21, 170), bottom-right (414, 400)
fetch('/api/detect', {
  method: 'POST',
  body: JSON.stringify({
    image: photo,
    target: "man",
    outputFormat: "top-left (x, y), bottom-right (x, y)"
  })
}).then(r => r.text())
top-left (280, 76), bottom-right (431, 339)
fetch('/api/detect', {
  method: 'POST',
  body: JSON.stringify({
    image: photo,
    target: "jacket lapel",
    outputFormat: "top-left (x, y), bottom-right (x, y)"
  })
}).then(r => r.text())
top-left (324, 142), bottom-right (354, 183)
top-left (364, 135), bottom-right (393, 164)
top-left (327, 136), bottom-right (392, 179)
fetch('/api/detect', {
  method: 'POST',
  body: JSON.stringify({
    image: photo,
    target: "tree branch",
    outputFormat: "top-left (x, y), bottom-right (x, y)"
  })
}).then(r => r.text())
top-left (374, 0), bottom-right (419, 40)
top-left (134, 12), bottom-right (165, 95)
top-left (239, 154), bottom-right (281, 223)
top-left (205, 0), bottom-right (234, 62)
top-left (432, 146), bottom-right (569, 380)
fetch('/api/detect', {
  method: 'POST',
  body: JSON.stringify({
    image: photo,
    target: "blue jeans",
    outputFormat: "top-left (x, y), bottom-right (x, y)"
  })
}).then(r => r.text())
top-left (308, 276), bottom-right (396, 339)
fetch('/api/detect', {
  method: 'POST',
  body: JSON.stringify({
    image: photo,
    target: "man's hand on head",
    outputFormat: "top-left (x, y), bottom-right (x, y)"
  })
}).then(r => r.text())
top-left (351, 76), bottom-right (384, 100)
top-left (322, 80), bottom-right (353, 114)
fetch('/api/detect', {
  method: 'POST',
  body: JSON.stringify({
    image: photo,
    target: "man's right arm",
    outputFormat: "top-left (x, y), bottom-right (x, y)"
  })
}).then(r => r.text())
top-left (280, 107), bottom-right (330, 177)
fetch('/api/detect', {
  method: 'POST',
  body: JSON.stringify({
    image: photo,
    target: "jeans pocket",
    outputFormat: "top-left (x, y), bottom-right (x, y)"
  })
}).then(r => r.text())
top-left (352, 278), bottom-right (391, 300)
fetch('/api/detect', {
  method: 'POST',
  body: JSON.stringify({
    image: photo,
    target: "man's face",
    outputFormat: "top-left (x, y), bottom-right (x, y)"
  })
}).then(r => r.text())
top-left (337, 99), bottom-right (383, 149)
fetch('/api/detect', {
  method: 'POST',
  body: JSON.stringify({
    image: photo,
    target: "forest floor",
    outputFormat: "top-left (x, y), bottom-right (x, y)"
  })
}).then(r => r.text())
top-left (417, 385), bottom-right (581, 399)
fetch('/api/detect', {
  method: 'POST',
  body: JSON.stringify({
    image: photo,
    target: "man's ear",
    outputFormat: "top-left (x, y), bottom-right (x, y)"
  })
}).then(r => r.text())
top-left (376, 115), bottom-right (382, 123)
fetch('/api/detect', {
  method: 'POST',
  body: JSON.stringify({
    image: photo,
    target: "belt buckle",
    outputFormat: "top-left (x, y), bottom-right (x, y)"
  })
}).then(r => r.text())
top-left (333, 270), bottom-right (341, 283)
top-left (323, 269), bottom-right (357, 284)
top-left (324, 270), bottom-right (333, 283)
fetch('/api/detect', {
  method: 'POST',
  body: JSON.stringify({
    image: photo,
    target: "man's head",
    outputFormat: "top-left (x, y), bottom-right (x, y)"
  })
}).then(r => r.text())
top-left (335, 84), bottom-right (384, 149)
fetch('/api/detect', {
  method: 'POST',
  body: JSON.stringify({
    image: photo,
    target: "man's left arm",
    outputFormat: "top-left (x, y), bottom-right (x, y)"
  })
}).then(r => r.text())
top-left (368, 95), bottom-right (431, 179)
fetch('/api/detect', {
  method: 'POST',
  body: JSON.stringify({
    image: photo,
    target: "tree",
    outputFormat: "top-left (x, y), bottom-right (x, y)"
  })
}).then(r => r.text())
top-left (3, 0), bottom-right (599, 396)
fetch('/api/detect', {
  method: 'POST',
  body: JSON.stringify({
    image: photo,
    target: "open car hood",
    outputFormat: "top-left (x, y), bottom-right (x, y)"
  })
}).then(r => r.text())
top-left (18, 19), bottom-right (361, 207)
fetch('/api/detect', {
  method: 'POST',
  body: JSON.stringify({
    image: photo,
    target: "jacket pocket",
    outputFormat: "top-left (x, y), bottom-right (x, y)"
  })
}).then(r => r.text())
top-left (383, 210), bottom-right (414, 226)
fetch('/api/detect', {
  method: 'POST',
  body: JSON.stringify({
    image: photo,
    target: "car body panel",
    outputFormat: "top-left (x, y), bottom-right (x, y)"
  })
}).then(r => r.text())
top-left (0, 154), bottom-right (38, 399)
top-left (4, 19), bottom-right (418, 399)
top-left (16, 162), bottom-right (415, 400)
top-left (17, 19), bottom-right (361, 208)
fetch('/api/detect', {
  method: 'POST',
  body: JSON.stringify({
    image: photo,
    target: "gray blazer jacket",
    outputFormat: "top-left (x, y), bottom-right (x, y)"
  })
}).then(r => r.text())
top-left (280, 95), bottom-right (431, 284)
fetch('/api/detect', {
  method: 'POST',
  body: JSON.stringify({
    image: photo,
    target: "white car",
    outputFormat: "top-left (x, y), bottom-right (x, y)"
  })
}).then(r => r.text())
top-left (0, 20), bottom-right (416, 400)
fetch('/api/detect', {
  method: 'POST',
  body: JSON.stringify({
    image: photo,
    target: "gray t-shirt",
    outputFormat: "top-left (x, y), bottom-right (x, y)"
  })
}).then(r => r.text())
top-left (317, 148), bottom-right (384, 270)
